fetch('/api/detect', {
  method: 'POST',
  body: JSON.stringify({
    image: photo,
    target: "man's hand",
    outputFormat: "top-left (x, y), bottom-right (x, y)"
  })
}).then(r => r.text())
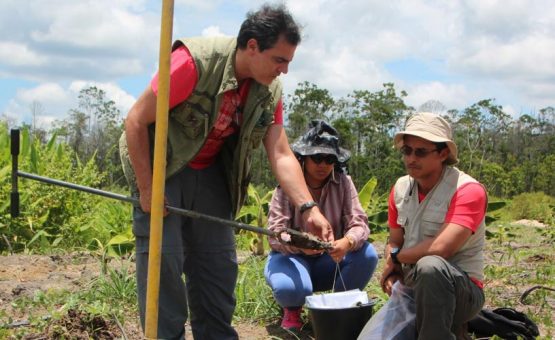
top-left (138, 186), bottom-right (169, 216)
top-left (301, 206), bottom-right (334, 242)
top-left (328, 237), bottom-right (351, 263)
top-left (381, 271), bottom-right (402, 296)
top-left (379, 256), bottom-right (403, 295)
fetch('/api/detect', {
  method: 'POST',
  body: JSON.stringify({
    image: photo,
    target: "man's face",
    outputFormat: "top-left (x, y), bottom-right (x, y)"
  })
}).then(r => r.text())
top-left (247, 35), bottom-right (296, 85)
top-left (401, 135), bottom-right (448, 180)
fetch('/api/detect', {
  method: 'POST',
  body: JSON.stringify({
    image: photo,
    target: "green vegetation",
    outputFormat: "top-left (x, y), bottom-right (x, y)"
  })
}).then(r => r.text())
top-left (0, 83), bottom-right (553, 338)
top-left (483, 223), bottom-right (554, 339)
top-left (507, 192), bottom-right (555, 225)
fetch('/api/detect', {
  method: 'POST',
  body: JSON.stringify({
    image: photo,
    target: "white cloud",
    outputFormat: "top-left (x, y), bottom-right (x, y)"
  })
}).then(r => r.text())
top-left (0, 42), bottom-right (46, 67)
top-left (5, 81), bottom-right (135, 127)
top-left (405, 81), bottom-right (474, 111)
top-left (1, 0), bottom-right (554, 127)
top-left (451, 34), bottom-right (555, 80)
top-left (201, 26), bottom-right (227, 37)
top-left (4, 83), bottom-right (72, 127)
top-left (175, 0), bottom-right (223, 11)
top-left (285, 0), bottom-right (554, 111)
top-left (17, 83), bottom-right (69, 106)
top-left (0, 1), bottom-right (159, 81)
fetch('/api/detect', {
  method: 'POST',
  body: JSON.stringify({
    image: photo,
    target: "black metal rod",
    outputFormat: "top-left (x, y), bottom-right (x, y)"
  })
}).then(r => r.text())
top-left (16, 171), bottom-right (276, 237)
top-left (18, 171), bottom-right (137, 205)
top-left (10, 129), bottom-right (20, 218)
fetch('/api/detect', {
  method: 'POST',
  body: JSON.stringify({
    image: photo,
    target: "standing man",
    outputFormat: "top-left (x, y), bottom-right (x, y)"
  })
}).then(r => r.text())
top-left (380, 112), bottom-right (487, 339)
top-left (120, 4), bottom-right (333, 339)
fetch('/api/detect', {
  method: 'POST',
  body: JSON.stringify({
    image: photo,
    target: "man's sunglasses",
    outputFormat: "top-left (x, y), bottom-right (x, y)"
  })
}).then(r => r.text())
top-left (309, 154), bottom-right (337, 164)
top-left (400, 145), bottom-right (440, 158)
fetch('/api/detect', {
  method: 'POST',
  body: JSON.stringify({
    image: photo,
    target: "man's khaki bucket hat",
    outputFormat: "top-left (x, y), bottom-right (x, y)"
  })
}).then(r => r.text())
top-left (394, 112), bottom-right (458, 165)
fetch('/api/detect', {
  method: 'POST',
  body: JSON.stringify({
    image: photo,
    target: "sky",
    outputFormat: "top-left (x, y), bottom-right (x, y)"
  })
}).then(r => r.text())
top-left (1, 0), bottom-right (554, 129)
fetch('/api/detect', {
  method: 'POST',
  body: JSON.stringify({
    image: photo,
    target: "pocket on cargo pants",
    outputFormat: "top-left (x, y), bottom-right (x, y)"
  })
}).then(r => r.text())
top-left (132, 206), bottom-right (150, 238)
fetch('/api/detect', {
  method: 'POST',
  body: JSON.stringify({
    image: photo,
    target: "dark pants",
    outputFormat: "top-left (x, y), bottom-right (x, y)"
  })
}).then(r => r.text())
top-left (133, 161), bottom-right (239, 340)
top-left (406, 256), bottom-right (485, 340)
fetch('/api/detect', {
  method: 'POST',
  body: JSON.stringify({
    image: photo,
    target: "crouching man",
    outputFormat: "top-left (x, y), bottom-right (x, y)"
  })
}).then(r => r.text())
top-left (380, 112), bottom-right (487, 340)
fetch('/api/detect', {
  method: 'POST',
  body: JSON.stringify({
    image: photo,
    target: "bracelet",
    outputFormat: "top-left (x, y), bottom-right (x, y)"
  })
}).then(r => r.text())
top-left (345, 234), bottom-right (356, 250)
top-left (299, 201), bottom-right (318, 214)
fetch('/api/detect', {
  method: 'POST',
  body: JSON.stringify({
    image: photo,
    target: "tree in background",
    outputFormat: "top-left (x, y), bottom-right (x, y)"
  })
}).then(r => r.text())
top-left (5, 82), bottom-right (553, 200)
top-left (285, 81), bottom-right (335, 139)
top-left (452, 99), bottom-right (511, 175)
top-left (250, 81), bottom-right (336, 189)
top-left (52, 86), bottom-right (124, 187)
top-left (29, 101), bottom-right (48, 144)
top-left (331, 83), bottom-right (411, 191)
top-left (418, 99), bottom-right (447, 114)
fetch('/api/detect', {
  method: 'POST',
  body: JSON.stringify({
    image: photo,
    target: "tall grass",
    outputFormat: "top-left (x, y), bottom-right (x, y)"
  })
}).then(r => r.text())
top-left (234, 255), bottom-right (279, 323)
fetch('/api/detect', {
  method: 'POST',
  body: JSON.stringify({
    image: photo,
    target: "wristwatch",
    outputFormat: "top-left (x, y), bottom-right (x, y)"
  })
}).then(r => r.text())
top-left (299, 201), bottom-right (318, 214)
top-left (390, 247), bottom-right (401, 265)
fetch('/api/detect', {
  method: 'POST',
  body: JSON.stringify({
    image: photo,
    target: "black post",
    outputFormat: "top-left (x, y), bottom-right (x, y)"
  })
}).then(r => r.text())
top-left (10, 129), bottom-right (20, 217)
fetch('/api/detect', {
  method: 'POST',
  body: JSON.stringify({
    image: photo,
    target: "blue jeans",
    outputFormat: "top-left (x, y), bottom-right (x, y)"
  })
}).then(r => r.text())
top-left (264, 242), bottom-right (378, 307)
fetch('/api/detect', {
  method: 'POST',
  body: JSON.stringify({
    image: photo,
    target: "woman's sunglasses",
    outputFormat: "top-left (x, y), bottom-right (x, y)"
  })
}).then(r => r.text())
top-left (400, 145), bottom-right (440, 158)
top-left (309, 154), bottom-right (337, 164)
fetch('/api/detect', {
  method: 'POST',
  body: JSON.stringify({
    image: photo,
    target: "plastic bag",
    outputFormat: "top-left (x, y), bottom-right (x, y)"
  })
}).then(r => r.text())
top-left (357, 281), bottom-right (416, 340)
top-left (305, 289), bottom-right (369, 309)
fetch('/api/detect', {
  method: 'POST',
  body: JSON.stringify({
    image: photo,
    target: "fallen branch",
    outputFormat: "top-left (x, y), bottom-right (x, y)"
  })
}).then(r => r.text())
top-left (1, 234), bottom-right (13, 255)
top-left (519, 285), bottom-right (555, 305)
top-left (0, 314), bottom-right (52, 330)
top-left (112, 313), bottom-right (128, 340)
top-left (1, 319), bottom-right (29, 329)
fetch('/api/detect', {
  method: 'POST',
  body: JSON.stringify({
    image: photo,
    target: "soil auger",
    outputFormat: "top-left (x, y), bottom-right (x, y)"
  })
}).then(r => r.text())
top-left (9, 129), bottom-right (332, 251)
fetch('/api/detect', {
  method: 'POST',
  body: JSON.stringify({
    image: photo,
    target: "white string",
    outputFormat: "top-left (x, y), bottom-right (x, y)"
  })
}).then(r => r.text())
top-left (333, 262), bottom-right (347, 291)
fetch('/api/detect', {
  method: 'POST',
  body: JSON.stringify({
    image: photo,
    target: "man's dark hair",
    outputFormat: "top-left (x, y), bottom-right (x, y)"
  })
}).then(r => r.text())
top-left (434, 142), bottom-right (448, 151)
top-left (237, 3), bottom-right (301, 51)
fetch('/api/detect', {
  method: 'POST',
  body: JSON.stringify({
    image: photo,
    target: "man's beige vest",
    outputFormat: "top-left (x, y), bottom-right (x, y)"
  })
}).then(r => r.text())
top-left (393, 166), bottom-right (486, 281)
top-left (120, 37), bottom-right (282, 215)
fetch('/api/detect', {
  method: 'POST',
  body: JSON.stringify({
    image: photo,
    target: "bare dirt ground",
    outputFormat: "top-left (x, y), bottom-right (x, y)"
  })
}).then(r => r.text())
top-left (0, 253), bottom-right (310, 339)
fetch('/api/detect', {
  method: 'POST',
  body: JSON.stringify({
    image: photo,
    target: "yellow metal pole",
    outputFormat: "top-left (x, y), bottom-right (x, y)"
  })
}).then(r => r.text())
top-left (145, 0), bottom-right (174, 338)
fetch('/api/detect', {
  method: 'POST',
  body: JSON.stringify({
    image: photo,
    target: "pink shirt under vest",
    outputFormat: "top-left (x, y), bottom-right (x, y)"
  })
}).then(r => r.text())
top-left (388, 182), bottom-right (487, 232)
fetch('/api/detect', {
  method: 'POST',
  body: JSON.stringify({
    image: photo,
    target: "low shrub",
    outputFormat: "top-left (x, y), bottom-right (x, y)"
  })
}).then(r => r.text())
top-left (507, 192), bottom-right (555, 225)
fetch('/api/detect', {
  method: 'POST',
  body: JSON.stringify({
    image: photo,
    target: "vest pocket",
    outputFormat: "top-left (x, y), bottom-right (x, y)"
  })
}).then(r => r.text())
top-left (249, 126), bottom-right (267, 149)
top-left (397, 215), bottom-right (408, 227)
top-left (421, 211), bottom-right (445, 236)
top-left (171, 103), bottom-right (209, 139)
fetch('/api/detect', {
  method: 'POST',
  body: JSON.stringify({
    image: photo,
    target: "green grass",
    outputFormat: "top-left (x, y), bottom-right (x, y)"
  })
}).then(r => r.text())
top-left (483, 223), bottom-right (554, 339)
top-left (1, 222), bottom-right (553, 338)
top-left (231, 223), bottom-right (555, 338)
top-left (234, 255), bottom-right (280, 323)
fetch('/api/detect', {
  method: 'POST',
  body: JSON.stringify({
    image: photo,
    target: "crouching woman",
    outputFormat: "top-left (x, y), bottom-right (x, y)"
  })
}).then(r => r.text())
top-left (264, 120), bottom-right (379, 331)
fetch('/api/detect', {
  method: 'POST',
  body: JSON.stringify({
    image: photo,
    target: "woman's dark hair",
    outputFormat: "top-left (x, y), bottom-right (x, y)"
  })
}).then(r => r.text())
top-left (237, 3), bottom-right (301, 51)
